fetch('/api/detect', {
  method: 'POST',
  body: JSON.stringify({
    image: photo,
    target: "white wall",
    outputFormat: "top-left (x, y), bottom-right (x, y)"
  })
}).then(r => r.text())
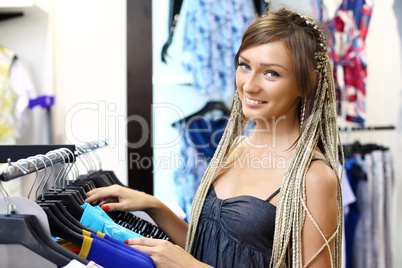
top-left (52, 0), bottom-right (128, 184)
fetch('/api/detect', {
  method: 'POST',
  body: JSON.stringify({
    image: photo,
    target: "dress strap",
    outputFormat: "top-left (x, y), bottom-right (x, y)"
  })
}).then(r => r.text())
top-left (266, 188), bottom-right (281, 202)
top-left (311, 158), bottom-right (333, 169)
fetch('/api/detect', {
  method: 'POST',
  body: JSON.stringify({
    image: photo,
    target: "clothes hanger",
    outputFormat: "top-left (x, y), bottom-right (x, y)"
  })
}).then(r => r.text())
top-left (86, 143), bottom-right (126, 186)
top-left (20, 156), bottom-right (84, 245)
top-left (38, 151), bottom-right (84, 220)
top-left (63, 148), bottom-right (96, 191)
top-left (0, 164), bottom-right (89, 266)
top-left (56, 149), bottom-right (88, 201)
top-left (34, 154), bottom-right (97, 236)
top-left (171, 101), bottom-right (230, 127)
top-left (76, 145), bottom-right (113, 188)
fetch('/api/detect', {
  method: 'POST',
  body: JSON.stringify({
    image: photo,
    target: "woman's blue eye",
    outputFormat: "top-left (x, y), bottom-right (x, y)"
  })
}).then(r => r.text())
top-left (265, 71), bottom-right (280, 78)
top-left (238, 62), bottom-right (250, 70)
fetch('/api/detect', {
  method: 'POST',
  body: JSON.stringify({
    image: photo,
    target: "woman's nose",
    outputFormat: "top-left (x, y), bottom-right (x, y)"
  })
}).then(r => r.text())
top-left (242, 73), bottom-right (261, 93)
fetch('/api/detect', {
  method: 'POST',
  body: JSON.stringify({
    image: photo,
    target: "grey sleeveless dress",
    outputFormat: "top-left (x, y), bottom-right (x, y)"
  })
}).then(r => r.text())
top-left (192, 186), bottom-right (280, 267)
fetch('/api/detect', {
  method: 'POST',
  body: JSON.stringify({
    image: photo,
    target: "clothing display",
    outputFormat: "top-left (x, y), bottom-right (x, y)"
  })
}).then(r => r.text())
top-left (0, 143), bottom-right (157, 268)
top-left (343, 142), bottom-right (395, 268)
top-left (317, 0), bottom-right (373, 125)
top-left (182, 0), bottom-right (255, 99)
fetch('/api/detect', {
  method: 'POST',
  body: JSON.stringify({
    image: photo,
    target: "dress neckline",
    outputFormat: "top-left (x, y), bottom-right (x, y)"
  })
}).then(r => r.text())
top-left (210, 186), bottom-right (278, 208)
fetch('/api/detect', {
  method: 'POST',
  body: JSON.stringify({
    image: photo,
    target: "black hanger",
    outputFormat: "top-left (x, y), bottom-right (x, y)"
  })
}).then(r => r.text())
top-left (95, 170), bottom-right (126, 186)
top-left (0, 214), bottom-right (88, 266)
top-left (79, 172), bottom-right (113, 188)
top-left (171, 101), bottom-right (230, 127)
top-left (38, 199), bottom-right (97, 234)
top-left (161, 0), bottom-right (184, 63)
top-left (0, 12), bottom-right (24, 22)
top-left (39, 190), bottom-right (84, 220)
top-left (42, 206), bottom-right (84, 246)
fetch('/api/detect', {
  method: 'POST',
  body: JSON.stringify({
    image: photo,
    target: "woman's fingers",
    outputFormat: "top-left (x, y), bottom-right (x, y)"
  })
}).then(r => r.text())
top-left (85, 185), bottom-right (119, 204)
top-left (126, 237), bottom-right (161, 247)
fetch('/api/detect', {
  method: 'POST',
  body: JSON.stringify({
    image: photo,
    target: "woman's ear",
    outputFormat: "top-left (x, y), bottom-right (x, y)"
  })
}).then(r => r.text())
top-left (312, 70), bottom-right (319, 89)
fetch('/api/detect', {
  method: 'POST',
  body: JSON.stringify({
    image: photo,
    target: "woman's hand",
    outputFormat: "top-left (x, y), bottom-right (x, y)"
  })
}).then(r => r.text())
top-left (85, 184), bottom-right (157, 212)
top-left (126, 238), bottom-right (212, 268)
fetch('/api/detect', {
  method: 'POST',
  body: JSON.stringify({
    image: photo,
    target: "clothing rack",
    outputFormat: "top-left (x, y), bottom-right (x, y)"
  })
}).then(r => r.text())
top-left (0, 140), bottom-right (108, 182)
top-left (339, 125), bottom-right (395, 132)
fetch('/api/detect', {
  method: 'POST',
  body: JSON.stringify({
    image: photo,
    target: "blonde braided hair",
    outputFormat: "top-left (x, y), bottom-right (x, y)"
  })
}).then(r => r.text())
top-left (185, 8), bottom-right (344, 268)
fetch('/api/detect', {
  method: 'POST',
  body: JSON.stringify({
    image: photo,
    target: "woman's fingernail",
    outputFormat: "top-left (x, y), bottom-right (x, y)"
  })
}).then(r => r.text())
top-left (101, 205), bottom-right (109, 211)
top-left (124, 240), bottom-right (129, 244)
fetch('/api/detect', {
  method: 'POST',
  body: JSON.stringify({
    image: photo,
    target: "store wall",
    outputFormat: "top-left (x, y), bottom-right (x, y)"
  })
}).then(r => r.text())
top-left (52, 0), bottom-right (128, 184)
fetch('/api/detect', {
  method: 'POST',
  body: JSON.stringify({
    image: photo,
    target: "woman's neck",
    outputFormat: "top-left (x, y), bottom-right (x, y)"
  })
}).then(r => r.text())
top-left (249, 116), bottom-right (300, 151)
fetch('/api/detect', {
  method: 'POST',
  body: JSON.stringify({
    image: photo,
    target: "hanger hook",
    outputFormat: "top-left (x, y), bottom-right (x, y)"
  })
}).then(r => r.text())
top-left (75, 145), bottom-right (90, 174)
top-left (24, 157), bottom-right (40, 200)
top-left (17, 158), bottom-right (39, 200)
top-left (0, 180), bottom-right (16, 215)
top-left (81, 144), bottom-right (96, 173)
top-left (58, 149), bottom-right (73, 189)
top-left (35, 154), bottom-right (53, 201)
top-left (43, 152), bottom-right (57, 194)
top-left (52, 149), bottom-right (68, 191)
top-left (60, 148), bottom-right (76, 185)
top-left (45, 151), bottom-right (64, 192)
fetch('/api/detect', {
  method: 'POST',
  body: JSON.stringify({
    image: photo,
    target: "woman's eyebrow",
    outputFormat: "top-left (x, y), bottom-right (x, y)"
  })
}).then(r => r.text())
top-left (239, 55), bottom-right (287, 70)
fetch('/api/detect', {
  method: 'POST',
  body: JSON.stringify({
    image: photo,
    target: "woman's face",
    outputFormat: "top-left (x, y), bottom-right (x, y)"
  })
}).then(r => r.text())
top-left (236, 40), bottom-right (300, 123)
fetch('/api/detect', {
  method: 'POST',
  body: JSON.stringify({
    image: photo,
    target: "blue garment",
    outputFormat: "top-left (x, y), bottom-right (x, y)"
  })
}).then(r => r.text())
top-left (79, 235), bottom-right (152, 268)
top-left (187, 117), bottom-right (227, 158)
top-left (182, 0), bottom-right (255, 99)
top-left (80, 203), bottom-right (143, 243)
top-left (90, 233), bottom-right (156, 268)
top-left (344, 157), bottom-right (363, 268)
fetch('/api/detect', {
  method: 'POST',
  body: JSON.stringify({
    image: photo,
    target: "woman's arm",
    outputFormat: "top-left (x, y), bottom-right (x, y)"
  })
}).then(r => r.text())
top-left (85, 185), bottom-right (188, 247)
top-left (301, 160), bottom-right (339, 267)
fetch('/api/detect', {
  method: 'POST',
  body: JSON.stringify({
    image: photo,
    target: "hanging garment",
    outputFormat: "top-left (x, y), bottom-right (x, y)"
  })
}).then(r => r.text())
top-left (83, 230), bottom-right (156, 268)
top-left (339, 163), bottom-right (356, 268)
top-left (173, 116), bottom-right (227, 215)
top-left (0, 46), bottom-right (17, 144)
top-left (182, 0), bottom-right (255, 99)
top-left (80, 203), bottom-right (143, 243)
top-left (370, 150), bottom-right (386, 268)
top-left (78, 234), bottom-right (154, 268)
top-left (321, 1), bottom-right (372, 125)
top-left (344, 157), bottom-right (364, 268)
top-left (383, 150), bottom-right (395, 268)
top-left (0, 46), bottom-right (38, 145)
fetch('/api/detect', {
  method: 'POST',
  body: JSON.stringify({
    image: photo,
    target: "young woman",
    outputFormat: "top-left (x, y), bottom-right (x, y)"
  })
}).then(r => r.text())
top-left (85, 8), bottom-right (343, 268)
